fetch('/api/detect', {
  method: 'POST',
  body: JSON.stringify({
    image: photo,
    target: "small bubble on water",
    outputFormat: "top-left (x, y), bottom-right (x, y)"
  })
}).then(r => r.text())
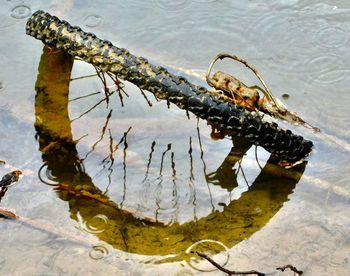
top-left (282, 93), bottom-right (290, 99)
top-left (10, 5), bottom-right (31, 19)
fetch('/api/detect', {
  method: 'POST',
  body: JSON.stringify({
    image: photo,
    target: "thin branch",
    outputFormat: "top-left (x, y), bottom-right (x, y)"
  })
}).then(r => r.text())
top-left (95, 68), bottom-right (111, 107)
top-left (196, 252), bottom-right (265, 276)
top-left (138, 87), bottom-right (153, 107)
top-left (277, 265), bottom-right (303, 275)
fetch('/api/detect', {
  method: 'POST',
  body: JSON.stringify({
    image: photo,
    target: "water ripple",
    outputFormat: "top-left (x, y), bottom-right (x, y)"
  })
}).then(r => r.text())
top-left (10, 4), bottom-right (31, 19)
top-left (246, 12), bottom-right (314, 75)
top-left (77, 213), bottom-right (108, 234)
top-left (0, 13), bottom-right (15, 29)
top-left (20, 221), bottom-right (55, 246)
top-left (154, 0), bottom-right (189, 11)
top-left (316, 26), bottom-right (348, 48)
top-left (38, 164), bottom-right (59, 186)
top-left (304, 54), bottom-right (348, 85)
top-left (185, 239), bottom-right (230, 272)
top-left (329, 246), bottom-right (350, 267)
top-left (193, 0), bottom-right (218, 2)
top-left (89, 244), bottom-right (110, 260)
top-left (84, 14), bottom-right (102, 28)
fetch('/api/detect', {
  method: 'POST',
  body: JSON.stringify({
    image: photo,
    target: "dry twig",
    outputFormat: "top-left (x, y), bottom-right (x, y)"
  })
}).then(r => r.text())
top-left (196, 251), bottom-right (265, 275)
top-left (277, 264), bottom-right (303, 275)
top-left (197, 252), bottom-right (304, 276)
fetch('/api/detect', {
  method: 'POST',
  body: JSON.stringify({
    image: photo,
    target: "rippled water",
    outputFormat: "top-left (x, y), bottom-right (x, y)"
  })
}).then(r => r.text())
top-left (0, 0), bottom-right (349, 275)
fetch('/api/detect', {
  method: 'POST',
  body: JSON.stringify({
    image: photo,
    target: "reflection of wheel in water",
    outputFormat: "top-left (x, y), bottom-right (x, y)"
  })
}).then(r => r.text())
top-left (34, 41), bottom-right (307, 262)
top-left (27, 10), bottom-right (313, 164)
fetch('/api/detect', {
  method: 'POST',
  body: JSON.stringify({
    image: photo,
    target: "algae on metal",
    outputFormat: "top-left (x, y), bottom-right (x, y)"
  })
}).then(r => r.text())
top-left (34, 46), bottom-right (306, 263)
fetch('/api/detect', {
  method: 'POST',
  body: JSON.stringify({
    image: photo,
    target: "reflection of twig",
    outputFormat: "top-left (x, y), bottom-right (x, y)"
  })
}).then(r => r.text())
top-left (160, 144), bottom-right (171, 176)
top-left (277, 265), bottom-right (303, 275)
top-left (196, 119), bottom-right (214, 211)
top-left (170, 152), bottom-right (178, 212)
top-left (100, 127), bottom-right (132, 165)
top-left (254, 146), bottom-right (263, 171)
top-left (237, 160), bottom-right (250, 188)
top-left (70, 73), bottom-right (97, 81)
top-left (104, 128), bottom-right (115, 194)
top-left (196, 251), bottom-right (265, 276)
top-left (69, 91), bottom-right (101, 102)
top-left (155, 144), bottom-right (171, 222)
top-left (142, 141), bottom-right (156, 183)
top-left (188, 136), bottom-right (197, 221)
top-left (82, 110), bottom-right (112, 161)
top-left (120, 129), bottom-right (129, 208)
top-left (93, 127), bottom-right (131, 180)
top-left (71, 92), bottom-right (114, 122)
top-left (188, 137), bottom-right (195, 182)
top-left (75, 133), bottom-right (88, 144)
top-left (171, 152), bottom-right (177, 180)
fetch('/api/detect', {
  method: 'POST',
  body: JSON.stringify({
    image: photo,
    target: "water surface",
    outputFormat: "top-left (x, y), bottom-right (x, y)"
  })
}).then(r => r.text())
top-left (0, 0), bottom-right (349, 275)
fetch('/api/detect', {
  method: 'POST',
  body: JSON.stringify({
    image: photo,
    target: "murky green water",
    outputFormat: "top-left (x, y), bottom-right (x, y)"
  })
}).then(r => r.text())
top-left (1, 0), bottom-right (349, 275)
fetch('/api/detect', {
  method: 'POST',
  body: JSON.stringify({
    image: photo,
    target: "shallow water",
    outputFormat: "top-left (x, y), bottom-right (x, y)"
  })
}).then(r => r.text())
top-left (0, 0), bottom-right (349, 275)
